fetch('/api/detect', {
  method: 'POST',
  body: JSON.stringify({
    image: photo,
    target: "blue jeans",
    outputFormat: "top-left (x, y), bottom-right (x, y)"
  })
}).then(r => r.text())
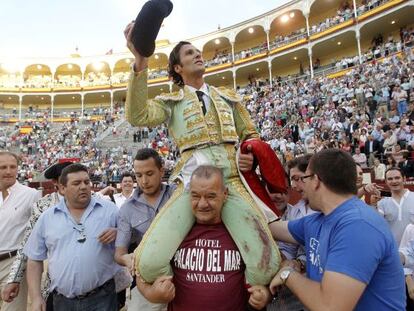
top-left (398, 100), bottom-right (408, 116)
top-left (53, 279), bottom-right (117, 311)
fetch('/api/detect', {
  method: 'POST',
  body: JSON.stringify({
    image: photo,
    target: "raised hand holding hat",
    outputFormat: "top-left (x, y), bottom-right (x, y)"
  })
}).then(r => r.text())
top-left (131, 0), bottom-right (173, 57)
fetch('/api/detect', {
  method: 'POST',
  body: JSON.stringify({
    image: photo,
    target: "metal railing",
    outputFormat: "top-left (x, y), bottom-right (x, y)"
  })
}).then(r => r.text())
top-left (269, 31), bottom-right (307, 50)
top-left (309, 11), bottom-right (354, 36)
top-left (357, 0), bottom-right (392, 16)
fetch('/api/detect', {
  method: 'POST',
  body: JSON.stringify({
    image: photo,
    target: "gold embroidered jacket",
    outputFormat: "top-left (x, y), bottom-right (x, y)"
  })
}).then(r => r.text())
top-left (126, 69), bottom-right (259, 153)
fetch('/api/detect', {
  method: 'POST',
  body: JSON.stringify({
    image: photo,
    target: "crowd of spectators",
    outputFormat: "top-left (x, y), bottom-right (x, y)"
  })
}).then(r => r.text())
top-left (358, 0), bottom-right (388, 15)
top-left (0, 73), bottom-right (21, 88)
top-left (148, 68), bottom-right (168, 80)
top-left (270, 29), bottom-right (307, 50)
top-left (0, 99), bottom-right (126, 122)
top-left (238, 39), bottom-right (414, 179)
top-left (22, 75), bottom-right (53, 88)
top-left (1, 27), bottom-right (414, 193)
top-left (331, 34), bottom-right (408, 71)
top-left (204, 51), bottom-right (232, 67)
top-left (111, 72), bottom-right (130, 84)
top-left (0, 0), bottom-right (400, 91)
top-left (55, 74), bottom-right (82, 87)
top-left (1, 43), bottom-right (411, 190)
top-left (309, 5), bottom-right (353, 35)
top-left (234, 43), bottom-right (268, 61)
top-left (85, 71), bottom-right (110, 86)
top-left (3, 120), bottom-right (108, 182)
top-left (0, 111), bottom-right (179, 186)
top-left (0, 73), bottom-right (124, 89)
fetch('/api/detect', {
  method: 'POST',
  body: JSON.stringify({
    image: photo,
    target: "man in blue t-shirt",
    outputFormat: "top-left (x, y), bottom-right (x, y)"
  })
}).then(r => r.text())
top-left (269, 149), bottom-right (406, 311)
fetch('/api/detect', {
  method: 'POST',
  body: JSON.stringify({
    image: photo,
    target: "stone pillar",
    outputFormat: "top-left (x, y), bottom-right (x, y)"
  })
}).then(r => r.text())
top-left (268, 60), bottom-right (272, 87)
top-left (81, 93), bottom-right (85, 117)
top-left (110, 91), bottom-right (114, 116)
top-left (353, 0), bottom-right (358, 19)
top-left (51, 95), bottom-right (54, 123)
top-left (231, 41), bottom-right (235, 63)
top-left (266, 30), bottom-right (270, 51)
top-left (308, 46), bottom-right (314, 78)
top-left (305, 13), bottom-right (311, 37)
top-left (18, 95), bottom-right (23, 121)
top-left (355, 29), bottom-right (363, 64)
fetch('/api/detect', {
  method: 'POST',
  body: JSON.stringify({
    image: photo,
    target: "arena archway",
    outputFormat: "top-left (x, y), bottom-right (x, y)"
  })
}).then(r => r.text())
top-left (234, 25), bottom-right (267, 61)
top-left (269, 9), bottom-right (307, 51)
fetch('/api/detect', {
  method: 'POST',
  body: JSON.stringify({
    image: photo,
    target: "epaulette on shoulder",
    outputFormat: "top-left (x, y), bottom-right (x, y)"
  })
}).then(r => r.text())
top-left (155, 89), bottom-right (184, 102)
top-left (213, 86), bottom-right (242, 103)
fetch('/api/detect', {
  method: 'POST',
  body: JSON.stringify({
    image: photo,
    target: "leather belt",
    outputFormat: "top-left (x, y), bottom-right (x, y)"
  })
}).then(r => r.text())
top-left (54, 278), bottom-right (114, 300)
top-left (0, 250), bottom-right (18, 262)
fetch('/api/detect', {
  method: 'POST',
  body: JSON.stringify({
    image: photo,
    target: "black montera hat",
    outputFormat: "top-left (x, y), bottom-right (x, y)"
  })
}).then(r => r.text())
top-left (44, 161), bottom-right (73, 180)
top-left (131, 0), bottom-right (173, 57)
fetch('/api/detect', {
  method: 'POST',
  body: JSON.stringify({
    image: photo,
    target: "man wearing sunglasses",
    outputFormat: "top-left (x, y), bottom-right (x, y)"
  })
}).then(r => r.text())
top-left (271, 154), bottom-right (317, 311)
top-left (269, 149), bottom-right (405, 311)
top-left (24, 164), bottom-right (120, 311)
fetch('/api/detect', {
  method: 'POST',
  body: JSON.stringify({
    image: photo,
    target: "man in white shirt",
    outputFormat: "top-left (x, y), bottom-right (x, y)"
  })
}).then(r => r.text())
top-left (376, 168), bottom-right (414, 245)
top-left (392, 86), bottom-right (408, 116)
top-left (1, 160), bottom-right (74, 311)
top-left (352, 147), bottom-right (367, 168)
top-left (383, 130), bottom-right (398, 155)
top-left (0, 151), bottom-right (40, 310)
top-left (100, 172), bottom-right (135, 209)
top-left (373, 158), bottom-right (386, 180)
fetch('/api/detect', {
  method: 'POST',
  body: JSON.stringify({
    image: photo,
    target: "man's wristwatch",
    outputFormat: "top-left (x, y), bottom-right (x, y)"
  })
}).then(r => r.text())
top-left (280, 267), bottom-right (295, 284)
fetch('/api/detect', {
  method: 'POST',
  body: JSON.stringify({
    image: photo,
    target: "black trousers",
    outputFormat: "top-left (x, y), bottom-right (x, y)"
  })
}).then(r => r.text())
top-left (46, 294), bottom-right (54, 311)
top-left (407, 285), bottom-right (414, 311)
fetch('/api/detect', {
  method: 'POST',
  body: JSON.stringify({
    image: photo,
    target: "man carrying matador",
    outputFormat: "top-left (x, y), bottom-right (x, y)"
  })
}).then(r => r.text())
top-left (123, 0), bottom-right (287, 288)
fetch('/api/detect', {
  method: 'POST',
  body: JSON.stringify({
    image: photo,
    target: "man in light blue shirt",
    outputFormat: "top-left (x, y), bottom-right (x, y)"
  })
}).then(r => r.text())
top-left (115, 148), bottom-right (175, 311)
top-left (24, 163), bottom-right (119, 311)
top-left (371, 124), bottom-right (384, 142)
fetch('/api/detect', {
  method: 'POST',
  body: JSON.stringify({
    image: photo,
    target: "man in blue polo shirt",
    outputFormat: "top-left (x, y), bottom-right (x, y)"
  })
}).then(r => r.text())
top-left (24, 163), bottom-right (119, 311)
top-left (269, 149), bottom-right (405, 311)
